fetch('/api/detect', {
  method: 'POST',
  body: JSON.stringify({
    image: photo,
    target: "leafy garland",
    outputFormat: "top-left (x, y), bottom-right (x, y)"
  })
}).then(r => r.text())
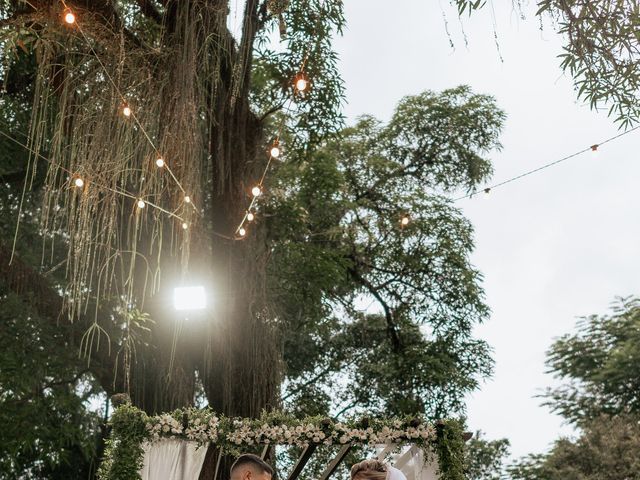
top-left (98, 405), bottom-right (465, 480)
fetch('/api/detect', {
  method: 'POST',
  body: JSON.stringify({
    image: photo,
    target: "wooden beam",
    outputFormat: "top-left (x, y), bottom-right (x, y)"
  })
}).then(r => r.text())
top-left (286, 444), bottom-right (317, 480)
top-left (261, 444), bottom-right (269, 460)
top-left (318, 444), bottom-right (353, 480)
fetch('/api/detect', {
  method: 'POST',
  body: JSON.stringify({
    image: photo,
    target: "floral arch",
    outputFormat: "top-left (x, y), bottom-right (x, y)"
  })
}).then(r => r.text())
top-left (99, 405), bottom-right (467, 480)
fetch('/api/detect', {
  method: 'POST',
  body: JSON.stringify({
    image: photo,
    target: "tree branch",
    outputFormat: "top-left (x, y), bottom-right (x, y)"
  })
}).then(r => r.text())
top-left (348, 265), bottom-right (402, 352)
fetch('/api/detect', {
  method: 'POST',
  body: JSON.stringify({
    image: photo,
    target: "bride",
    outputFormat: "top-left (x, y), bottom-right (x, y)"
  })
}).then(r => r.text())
top-left (350, 459), bottom-right (407, 480)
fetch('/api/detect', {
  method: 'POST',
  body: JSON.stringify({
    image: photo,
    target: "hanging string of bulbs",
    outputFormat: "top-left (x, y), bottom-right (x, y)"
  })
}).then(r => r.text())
top-left (452, 125), bottom-right (639, 203)
top-left (395, 127), bottom-right (639, 228)
top-left (61, 2), bottom-right (200, 231)
top-left (234, 54), bottom-right (312, 239)
top-left (60, 2), bottom-right (311, 240)
top-left (9, 4), bottom-right (637, 236)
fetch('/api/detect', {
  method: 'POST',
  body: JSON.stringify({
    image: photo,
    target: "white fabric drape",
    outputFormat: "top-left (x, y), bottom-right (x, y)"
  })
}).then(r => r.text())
top-left (138, 439), bottom-right (208, 480)
top-left (377, 444), bottom-right (439, 480)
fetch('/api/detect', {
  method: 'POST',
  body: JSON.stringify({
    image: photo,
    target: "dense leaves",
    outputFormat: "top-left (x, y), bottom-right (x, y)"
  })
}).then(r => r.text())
top-left (509, 414), bottom-right (640, 480)
top-left (507, 298), bottom-right (640, 479)
top-left (268, 87), bottom-right (504, 418)
top-left (464, 431), bottom-right (510, 480)
top-left (0, 287), bottom-right (102, 479)
top-left (543, 296), bottom-right (640, 425)
top-left (537, 0), bottom-right (640, 127)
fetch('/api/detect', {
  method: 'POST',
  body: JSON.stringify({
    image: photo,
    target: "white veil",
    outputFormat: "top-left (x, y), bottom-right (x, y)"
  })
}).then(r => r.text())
top-left (376, 445), bottom-right (439, 480)
top-left (386, 466), bottom-right (408, 480)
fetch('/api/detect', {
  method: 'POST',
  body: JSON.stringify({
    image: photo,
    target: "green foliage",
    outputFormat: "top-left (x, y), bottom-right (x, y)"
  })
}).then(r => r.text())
top-left (507, 298), bottom-right (640, 479)
top-left (537, 0), bottom-right (640, 127)
top-left (269, 86), bottom-right (504, 419)
top-left (0, 286), bottom-right (102, 479)
top-left (253, 0), bottom-right (346, 150)
top-left (433, 420), bottom-right (466, 480)
top-left (543, 296), bottom-right (640, 425)
top-left (464, 431), bottom-right (510, 480)
top-left (508, 414), bottom-right (640, 480)
top-left (98, 404), bottom-right (148, 480)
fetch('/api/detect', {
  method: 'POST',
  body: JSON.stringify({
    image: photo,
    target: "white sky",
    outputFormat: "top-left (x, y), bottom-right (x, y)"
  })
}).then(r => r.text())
top-left (334, 0), bottom-right (640, 460)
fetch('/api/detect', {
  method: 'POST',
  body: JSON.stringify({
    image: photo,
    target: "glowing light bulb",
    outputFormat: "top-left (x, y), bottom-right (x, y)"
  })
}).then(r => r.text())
top-left (247, 212), bottom-right (255, 222)
top-left (122, 106), bottom-right (132, 117)
top-left (295, 77), bottom-right (308, 92)
top-left (137, 199), bottom-right (145, 209)
top-left (238, 227), bottom-right (247, 237)
top-left (182, 222), bottom-right (188, 230)
top-left (400, 215), bottom-right (410, 226)
top-left (251, 186), bottom-right (262, 197)
top-left (270, 145), bottom-right (281, 158)
top-left (184, 195), bottom-right (191, 203)
top-left (73, 177), bottom-right (84, 188)
top-left (155, 158), bottom-right (165, 168)
top-left (64, 11), bottom-right (76, 24)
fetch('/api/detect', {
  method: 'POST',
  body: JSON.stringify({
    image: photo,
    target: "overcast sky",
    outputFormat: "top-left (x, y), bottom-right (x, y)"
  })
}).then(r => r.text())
top-left (334, 0), bottom-right (640, 460)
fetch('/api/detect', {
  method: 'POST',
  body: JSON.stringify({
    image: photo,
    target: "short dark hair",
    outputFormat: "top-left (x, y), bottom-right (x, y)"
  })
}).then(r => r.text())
top-left (231, 454), bottom-right (274, 477)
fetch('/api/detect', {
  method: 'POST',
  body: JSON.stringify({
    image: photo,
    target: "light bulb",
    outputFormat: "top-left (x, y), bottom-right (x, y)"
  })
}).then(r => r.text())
top-left (251, 186), bottom-right (262, 197)
top-left (591, 144), bottom-right (599, 155)
top-left (247, 212), bottom-right (255, 222)
top-left (238, 227), bottom-right (247, 237)
top-left (155, 158), bottom-right (165, 168)
top-left (400, 216), bottom-right (410, 226)
top-left (270, 145), bottom-right (281, 158)
top-left (137, 199), bottom-right (145, 209)
top-left (122, 106), bottom-right (132, 117)
top-left (64, 11), bottom-right (76, 24)
top-left (484, 187), bottom-right (491, 195)
top-left (73, 177), bottom-right (84, 188)
top-left (295, 78), bottom-right (308, 92)
top-left (182, 222), bottom-right (188, 230)
top-left (184, 195), bottom-right (191, 203)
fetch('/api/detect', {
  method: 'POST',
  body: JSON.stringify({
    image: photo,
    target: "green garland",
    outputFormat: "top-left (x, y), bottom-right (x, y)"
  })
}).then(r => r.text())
top-left (99, 405), bottom-right (465, 480)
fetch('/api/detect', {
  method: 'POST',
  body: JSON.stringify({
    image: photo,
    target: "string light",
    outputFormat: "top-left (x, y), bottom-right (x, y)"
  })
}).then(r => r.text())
top-left (246, 212), bottom-right (255, 222)
top-left (122, 105), bottom-right (132, 118)
top-left (182, 222), bottom-right (188, 230)
top-left (251, 186), bottom-right (262, 197)
top-left (73, 177), bottom-right (84, 188)
top-left (484, 187), bottom-right (491, 195)
top-left (155, 157), bottom-right (165, 168)
top-left (238, 227), bottom-right (247, 237)
top-left (400, 215), bottom-right (410, 226)
top-left (270, 142), bottom-right (281, 159)
top-left (184, 195), bottom-right (191, 203)
top-left (453, 126), bottom-right (640, 202)
top-left (294, 73), bottom-right (309, 92)
top-left (64, 10), bottom-right (76, 25)
top-left (137, 199), bottom-right (146, 209)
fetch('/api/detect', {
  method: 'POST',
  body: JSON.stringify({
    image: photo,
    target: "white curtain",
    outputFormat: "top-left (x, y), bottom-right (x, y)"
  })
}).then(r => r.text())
top-left (377, 444), bottom-right (439, 480)
top-left (138, 439), bottom-right (208, 480)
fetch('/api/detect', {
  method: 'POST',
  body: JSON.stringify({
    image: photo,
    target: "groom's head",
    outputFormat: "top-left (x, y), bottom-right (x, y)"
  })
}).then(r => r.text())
top-left (231, 454), bottom-right (273, 480)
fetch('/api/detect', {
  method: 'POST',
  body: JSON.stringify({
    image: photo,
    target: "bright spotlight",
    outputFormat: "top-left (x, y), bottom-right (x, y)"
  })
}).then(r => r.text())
top-left (173, 286), bottom-right (206, 311)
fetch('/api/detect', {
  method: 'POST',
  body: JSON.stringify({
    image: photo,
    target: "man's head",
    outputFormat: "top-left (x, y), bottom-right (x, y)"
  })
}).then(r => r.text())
top-left (230, 454), bottom-right (274, 480)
